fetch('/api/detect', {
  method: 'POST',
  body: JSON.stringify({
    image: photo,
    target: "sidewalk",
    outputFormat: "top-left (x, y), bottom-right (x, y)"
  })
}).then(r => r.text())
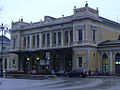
top-left (88, 75), bottom-right (120, 78)
top-left (5, 74), bottom-right (56, 80)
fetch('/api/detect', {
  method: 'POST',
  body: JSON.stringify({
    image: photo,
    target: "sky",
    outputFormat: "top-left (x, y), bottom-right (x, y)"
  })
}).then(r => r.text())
top-left (0, 0), bottom-right (120, 37)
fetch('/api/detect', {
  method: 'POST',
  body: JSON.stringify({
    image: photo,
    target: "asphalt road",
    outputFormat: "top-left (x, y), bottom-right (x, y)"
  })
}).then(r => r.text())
top-left (0, 76), bottom-right (120, 90)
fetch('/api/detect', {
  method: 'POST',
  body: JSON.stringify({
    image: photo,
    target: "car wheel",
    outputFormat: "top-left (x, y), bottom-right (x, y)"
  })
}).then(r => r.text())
top-left (82, 75), bottom-right (86, 78)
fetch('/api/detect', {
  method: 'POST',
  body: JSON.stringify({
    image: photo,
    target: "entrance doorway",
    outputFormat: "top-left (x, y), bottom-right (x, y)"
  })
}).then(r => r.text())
top-left (102, 53), bottom-right (109, 74)
top-left (115, 53), bottom-right (120, 74)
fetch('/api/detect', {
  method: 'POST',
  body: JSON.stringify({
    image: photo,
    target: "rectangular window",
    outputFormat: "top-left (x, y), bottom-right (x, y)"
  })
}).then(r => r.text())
top-left (78, 57), bottom-right (82, 67)
top-left (93, 30), bottom-right (96, 41)
top-left (78, 30), bottom-right (83, 41)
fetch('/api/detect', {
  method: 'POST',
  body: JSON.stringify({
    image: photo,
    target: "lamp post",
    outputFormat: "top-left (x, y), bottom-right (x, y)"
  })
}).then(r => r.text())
top-left (0, 23), bottom-right (9, 77)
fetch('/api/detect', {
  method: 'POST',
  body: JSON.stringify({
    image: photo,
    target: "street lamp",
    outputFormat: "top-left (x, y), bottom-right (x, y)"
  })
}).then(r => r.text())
top-left (0, 23), bottom-right (9, 77)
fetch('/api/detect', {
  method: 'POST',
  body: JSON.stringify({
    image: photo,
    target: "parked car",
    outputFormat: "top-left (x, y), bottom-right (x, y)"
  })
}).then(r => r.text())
top-left (56, 70), bottom-right (65, 76)
top-left (65, 68), bottom-right (87, 78)
top-left (35, 70), bottom-right (51, 75)
top-left (5, 69), bottom-right (28, 74)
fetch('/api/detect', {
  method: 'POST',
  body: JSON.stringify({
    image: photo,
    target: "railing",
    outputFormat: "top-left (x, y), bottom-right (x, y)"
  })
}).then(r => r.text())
top-left (10, 41), bottom-right (74, 51)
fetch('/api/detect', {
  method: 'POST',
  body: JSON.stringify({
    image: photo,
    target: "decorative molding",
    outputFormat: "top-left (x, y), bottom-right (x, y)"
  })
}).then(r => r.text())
top-left (74, 21), bottom-right (120, 33)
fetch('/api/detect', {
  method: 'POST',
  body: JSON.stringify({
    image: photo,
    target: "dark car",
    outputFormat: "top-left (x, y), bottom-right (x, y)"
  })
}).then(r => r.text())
top-left (65, 68), bottom-right (87, 78)
top-left (56, 70), bottom-right (65, 76)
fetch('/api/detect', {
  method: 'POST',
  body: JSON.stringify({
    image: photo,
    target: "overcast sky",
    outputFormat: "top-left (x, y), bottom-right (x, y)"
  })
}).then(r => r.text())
top-left (0, 0), bottom-right (120, 32)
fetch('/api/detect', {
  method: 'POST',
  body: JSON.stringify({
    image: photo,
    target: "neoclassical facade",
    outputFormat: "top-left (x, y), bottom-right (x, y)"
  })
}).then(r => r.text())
top-left (10, 4), bottom-right (120, 74)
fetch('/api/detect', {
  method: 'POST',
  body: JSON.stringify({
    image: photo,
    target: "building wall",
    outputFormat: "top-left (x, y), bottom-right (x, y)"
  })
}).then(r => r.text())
top-left (0, 37), bottom-right (12, 70)
top-left (10, 5), bottom-right (120, 74)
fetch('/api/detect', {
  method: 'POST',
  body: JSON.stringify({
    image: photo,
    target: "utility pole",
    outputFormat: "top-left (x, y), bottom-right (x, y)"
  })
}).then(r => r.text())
top-left (0, 23), bottom-right (9, 78)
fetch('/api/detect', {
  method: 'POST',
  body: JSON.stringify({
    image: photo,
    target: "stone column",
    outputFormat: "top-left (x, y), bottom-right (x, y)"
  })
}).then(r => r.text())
top-left (56, 32), bottom-right (58, 46)
top-left (50, 32), bottom-right (53, 48)
top-left (86, 49), bottom-right (90, 69)
top-left (39, 33), bottom-right (42, 48)
top-left (26, 36), bottom-right (28, 49)
top-left (45, 34), bottom-right (47, 47)
top-left (68, 31), bottom-right (70, 46)
top-left (76, 30), bottom-right (78, 42)
top-left (110, 52), bottom-right (113, 74)
top-left (17, 32), bottom-right (21, 49)
top-left (61, 30), bottom-right (64, 46)
top-left (35, 35), bottom-right (37, 48)
top-left (98, 53), bottom-right (101, 71)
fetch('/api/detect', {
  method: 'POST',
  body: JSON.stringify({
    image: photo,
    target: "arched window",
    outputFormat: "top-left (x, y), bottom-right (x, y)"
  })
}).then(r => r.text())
top-left (27, 36), bottom-right (30, 48)
top-left (118, 35), bottom-right (120, 40)
top-left (37, 35), bottom-right (39, 47)
top-left (53, 33), bottom-right (56, 44)
top-left (102, 53), bottom-right (109, 74)
top-left (115, 53), bottom-right (120, 74)
top-left (4, 58), bottom-right (7, 69)
top-left (42, 34), bottom-right (45, 45)
top-left (70, 30), bottom-right (73, 43)
top-left (65, 31), bottom-right (68, 43)
top-left (23, 37), bottom-right (26, 48)
top-left (92, 30), bottom-right (96, 41)
top-left (13, 38), bottom-right (16, 48)
top-left (58, 32), bottom-right (61, 44)
top-left (115, 53), bottom-right (120, 63)
top-left (32, 35), bottom-right (35, 47)
top-left (47, 33), bottom-right (50, 45)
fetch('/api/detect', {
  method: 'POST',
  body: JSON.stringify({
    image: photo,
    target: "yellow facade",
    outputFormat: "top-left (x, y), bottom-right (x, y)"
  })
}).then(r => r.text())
top-left (11, 4), bottom-right (120, 75)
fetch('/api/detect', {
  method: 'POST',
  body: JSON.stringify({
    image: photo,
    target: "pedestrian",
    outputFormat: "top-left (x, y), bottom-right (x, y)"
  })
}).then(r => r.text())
top-left (3, 69), bottom-right (6, 77)
top-left (89, 70), bottom-right (91, 76)
top-left (51, 70), bottom-right (55, 75)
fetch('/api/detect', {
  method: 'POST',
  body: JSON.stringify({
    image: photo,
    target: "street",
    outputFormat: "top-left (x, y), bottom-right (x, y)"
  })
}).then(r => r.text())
top-left (0, 76), bottom-right (120, 90)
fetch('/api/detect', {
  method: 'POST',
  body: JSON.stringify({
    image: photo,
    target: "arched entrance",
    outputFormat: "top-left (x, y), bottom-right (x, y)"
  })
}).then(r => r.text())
top-left (102, 53), bottom-right (109, 74)
top-left (115, 53), bottom-right (120, 74)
